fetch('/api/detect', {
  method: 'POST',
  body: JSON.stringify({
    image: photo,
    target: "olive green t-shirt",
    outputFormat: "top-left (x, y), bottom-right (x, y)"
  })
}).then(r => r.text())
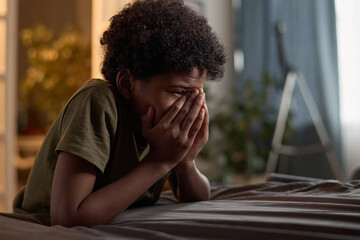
top-left (13, 79), bottom-right (168, 219)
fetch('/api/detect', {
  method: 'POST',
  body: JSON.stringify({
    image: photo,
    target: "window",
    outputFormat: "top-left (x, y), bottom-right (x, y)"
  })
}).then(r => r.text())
top-left (336, 0), bottom-right (360, 175)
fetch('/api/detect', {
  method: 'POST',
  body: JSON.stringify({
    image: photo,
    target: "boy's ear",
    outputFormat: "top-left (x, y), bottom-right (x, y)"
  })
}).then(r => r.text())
top-left (116, 69), bottom-right (134, 99)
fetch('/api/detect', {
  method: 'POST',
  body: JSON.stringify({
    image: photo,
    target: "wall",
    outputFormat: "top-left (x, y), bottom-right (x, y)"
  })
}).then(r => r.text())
top-left (186, 0), bottom-right (234, 113)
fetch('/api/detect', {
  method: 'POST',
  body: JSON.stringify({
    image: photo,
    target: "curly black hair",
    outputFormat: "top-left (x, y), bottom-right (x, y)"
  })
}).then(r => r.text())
top-left (100, 0), bottom-right (226, 85)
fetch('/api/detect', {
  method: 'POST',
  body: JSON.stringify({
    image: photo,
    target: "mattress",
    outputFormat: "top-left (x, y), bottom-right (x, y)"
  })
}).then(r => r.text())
top-left (1, 179), bottom-right (359, 239)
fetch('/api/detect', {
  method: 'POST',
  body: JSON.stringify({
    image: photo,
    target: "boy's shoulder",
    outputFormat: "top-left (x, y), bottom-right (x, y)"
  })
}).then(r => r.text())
top-left (78, 78), bottom-right (113, 94)
top-left (62, 78), bottom-right (120, 117)
top-left (69, 79), bottom-right (116, 102)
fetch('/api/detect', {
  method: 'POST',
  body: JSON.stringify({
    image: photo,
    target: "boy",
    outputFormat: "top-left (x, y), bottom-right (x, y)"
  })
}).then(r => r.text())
top-left (13, 0), bottom-right (226, 227)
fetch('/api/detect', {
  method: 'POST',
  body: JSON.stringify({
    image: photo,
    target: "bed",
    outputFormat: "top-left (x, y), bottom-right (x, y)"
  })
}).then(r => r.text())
top-left (1, 175), bottom-right (360, 240)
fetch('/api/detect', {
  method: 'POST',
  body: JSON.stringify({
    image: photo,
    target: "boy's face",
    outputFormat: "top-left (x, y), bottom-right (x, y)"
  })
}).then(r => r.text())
top-left (130, 68), bottom-right (206, 126)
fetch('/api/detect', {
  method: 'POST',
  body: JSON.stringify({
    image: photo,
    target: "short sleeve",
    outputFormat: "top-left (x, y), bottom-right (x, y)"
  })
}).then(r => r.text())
top-left (56, 86), bottom-right (118, 173)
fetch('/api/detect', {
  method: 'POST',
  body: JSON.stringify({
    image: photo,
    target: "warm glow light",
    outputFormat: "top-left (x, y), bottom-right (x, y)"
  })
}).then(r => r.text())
top-left (0, 80), bottom-right (4, 133)
top-left (0, 0), bottom-right (6, 16)
top-left (0, 19), bottom-right (6, 74)
top-left (0, 1), bottom-right (5, 199)
top-left (0, 140), bottom-right (4, 191)
top-left (91, 0), bottom-right (132, 79)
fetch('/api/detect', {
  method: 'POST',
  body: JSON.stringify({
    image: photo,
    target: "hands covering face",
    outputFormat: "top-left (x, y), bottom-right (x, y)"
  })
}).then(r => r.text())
top-left (141, 89), bottom-right (208, 168)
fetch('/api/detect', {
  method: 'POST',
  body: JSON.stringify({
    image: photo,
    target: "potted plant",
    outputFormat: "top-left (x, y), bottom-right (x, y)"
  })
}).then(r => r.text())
top-left (200, 74), bottom-right (294, 183)
top-left (18, 24), bottom-right (91, 134)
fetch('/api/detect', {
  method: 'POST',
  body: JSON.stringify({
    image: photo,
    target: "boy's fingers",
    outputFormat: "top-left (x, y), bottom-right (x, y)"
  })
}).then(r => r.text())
top-left (202, 102), bottom-right (209, 126)
top-left (158, 94), bottom-right (188, 125)
top-left (172, 89), bottom-right (199, 125)
top-left (200, 104), bottom-right (209, 138)
top-left (180, 92), bottom-right (204, 132)
top-left (188, 108), bottom-right (205, 139)
top-left (141, 106), bottom-right (154, 133)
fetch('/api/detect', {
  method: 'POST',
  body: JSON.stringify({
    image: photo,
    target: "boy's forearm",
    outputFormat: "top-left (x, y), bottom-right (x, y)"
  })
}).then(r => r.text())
top-left (52, 154), bottom-right (172, 227)
top-left (171, 161), bottom-right (210, 202)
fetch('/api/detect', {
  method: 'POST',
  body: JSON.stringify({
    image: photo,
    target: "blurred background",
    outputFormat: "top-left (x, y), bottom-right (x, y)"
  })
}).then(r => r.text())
top-left (0, 0), bottom-right (359, 212)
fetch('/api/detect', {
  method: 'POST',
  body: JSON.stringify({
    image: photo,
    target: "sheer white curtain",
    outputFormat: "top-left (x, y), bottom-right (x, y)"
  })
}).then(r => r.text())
top-left (336, 0), bottom-right (360, 177)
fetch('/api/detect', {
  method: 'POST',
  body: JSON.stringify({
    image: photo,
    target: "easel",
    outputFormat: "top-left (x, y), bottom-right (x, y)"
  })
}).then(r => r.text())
top-left (265, 24), bottom-right (345, 181)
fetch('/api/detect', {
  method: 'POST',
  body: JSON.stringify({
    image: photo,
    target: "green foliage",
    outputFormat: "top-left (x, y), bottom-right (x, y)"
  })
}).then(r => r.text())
top-left (19, 24), bottom-right (91, 133)
top-left (201, 74), bottom-right (293, 183)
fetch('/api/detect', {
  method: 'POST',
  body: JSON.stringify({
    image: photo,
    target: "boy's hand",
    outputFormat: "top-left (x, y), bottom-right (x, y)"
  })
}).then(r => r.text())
top-left (141, 90), bottom-right (205, 168)
top-left (179, 99), bottom-right (208, 166)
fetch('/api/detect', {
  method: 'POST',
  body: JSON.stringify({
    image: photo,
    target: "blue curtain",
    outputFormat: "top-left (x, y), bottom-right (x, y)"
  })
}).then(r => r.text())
top-left (239, 0), bottom-right (341, 178)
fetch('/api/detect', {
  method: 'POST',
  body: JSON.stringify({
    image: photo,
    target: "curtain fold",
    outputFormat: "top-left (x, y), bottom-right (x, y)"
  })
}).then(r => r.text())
top-left (239, 0), bottom-right (341, 178)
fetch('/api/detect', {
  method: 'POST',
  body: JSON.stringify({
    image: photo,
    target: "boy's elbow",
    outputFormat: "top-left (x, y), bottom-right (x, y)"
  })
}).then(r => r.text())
top-left (51, 211), bottom-right (76, 227)
top-left (51, 208), bottom-right (91, 227)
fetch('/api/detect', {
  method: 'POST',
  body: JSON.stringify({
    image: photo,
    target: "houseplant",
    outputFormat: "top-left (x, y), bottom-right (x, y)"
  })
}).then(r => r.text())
top-left (200, 74), bottom-right (294, 183)
top-left (19, 24), bottom-right (91, 134)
